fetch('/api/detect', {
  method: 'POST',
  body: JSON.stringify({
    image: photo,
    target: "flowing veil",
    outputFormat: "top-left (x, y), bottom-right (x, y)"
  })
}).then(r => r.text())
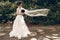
top-left (24, 9), bottom-right (50, 17)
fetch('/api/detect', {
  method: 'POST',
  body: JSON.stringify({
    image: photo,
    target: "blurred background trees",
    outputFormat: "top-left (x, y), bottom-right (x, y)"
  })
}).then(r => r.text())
top-left (0, 0), bottom-right (60, 25)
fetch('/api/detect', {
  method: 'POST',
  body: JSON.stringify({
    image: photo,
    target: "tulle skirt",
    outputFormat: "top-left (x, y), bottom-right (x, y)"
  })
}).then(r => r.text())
top-left (9, 15), bottom-right (31, 39)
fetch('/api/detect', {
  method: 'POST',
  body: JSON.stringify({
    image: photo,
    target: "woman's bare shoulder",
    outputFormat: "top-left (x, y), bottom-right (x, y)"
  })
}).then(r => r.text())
top-left (16, 8), bottom-right (19, 10)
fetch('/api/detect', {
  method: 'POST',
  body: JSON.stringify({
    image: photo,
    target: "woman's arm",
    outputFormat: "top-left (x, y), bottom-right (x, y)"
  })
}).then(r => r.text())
top-left (16, 8), bottom-right (22, 15)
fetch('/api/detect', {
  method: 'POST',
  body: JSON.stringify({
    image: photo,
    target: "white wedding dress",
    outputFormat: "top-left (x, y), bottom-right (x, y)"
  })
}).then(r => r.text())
top-left (9, 7), bottom-right (31, 39)
top-left (9, 7), bottom-right (50, 39)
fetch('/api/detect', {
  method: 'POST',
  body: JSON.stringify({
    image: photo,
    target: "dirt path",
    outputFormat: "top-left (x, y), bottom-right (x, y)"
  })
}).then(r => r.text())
top-left (0, 23), bottom-right (60, 40)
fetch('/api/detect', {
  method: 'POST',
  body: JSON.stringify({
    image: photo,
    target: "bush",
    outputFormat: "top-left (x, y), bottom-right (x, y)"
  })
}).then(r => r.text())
top-left (0, 1), bottom-right (17, 23)
top-left (0, 0), bottom-right (60, 25)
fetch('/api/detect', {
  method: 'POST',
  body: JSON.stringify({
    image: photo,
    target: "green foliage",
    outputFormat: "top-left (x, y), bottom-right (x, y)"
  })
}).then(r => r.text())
top-left (0, 1), bottom-right (17, 23)
top-left (0, 0), bottom-right (60, 25)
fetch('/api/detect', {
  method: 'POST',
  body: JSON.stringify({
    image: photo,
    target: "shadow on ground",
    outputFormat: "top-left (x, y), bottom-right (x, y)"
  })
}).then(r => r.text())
top-left (0, 23), bottom-right (60, 40)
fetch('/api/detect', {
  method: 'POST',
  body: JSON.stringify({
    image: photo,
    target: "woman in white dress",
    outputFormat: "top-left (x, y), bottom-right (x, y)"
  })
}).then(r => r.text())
top-left (9, 1), bottom-right (31, 39)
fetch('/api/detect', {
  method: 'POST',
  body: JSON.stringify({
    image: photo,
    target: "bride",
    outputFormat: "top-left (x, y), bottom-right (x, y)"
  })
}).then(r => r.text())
top-left (9, 1), bottom-right (50, 39)
top-left (9, 1), bottom-right (31, 39)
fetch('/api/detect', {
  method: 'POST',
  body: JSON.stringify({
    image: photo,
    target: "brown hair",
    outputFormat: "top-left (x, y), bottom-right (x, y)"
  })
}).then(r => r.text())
top-left (16, 1), bottom-right (22, 6)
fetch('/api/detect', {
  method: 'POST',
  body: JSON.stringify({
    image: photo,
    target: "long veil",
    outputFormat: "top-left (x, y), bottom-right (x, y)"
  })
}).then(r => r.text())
top-left (25, 9), bottom-right (50, 17)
